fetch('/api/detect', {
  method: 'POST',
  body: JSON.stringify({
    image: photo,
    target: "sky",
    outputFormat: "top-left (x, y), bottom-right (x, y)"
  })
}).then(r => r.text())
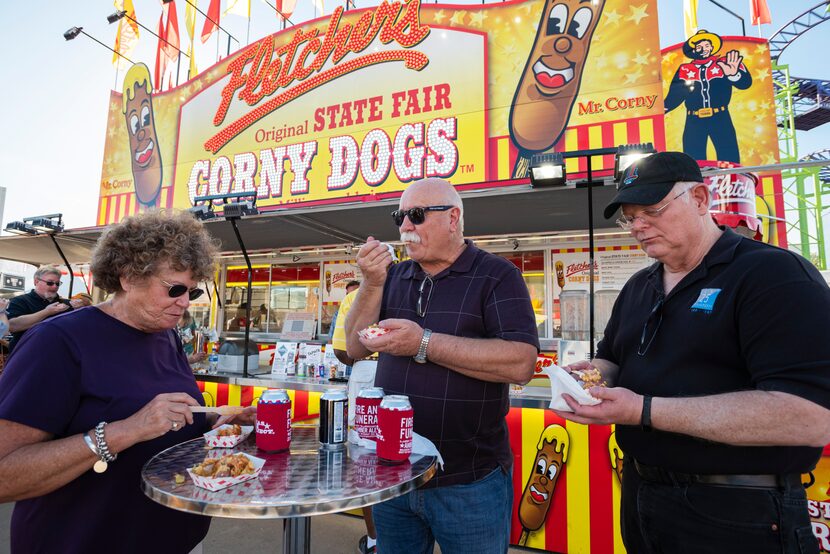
top-left (0, 0), bottom-right (828, 235)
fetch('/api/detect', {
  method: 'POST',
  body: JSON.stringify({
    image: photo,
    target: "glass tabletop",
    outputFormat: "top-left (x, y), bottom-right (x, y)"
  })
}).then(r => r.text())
top-left (141, 426), bottom-right (436, 519)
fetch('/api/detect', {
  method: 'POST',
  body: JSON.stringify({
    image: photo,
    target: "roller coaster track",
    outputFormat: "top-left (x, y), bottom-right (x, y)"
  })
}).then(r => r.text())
top-left (769, 2), bottom-right (830, 127)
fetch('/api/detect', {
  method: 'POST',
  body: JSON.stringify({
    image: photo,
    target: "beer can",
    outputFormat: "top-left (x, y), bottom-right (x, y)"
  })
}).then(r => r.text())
top-left (319, 389), bottom-right (348, 449)
top-left (256, 389), bottom-right (291, 453)
top-left (317, 448), bottom-right (345, 493)
top-left (354, 387), bottom-right (384, 441)
top-left (377, 395), bottom-right (414, 463)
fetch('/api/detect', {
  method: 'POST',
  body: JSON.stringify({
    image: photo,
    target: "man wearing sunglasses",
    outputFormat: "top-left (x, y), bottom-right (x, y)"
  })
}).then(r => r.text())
top-left (6, 265), bottom-right (72, 353)
top-left (345, 178), bottom-right (539, 554)
top-left (555, 151), bottom-right (830, 553)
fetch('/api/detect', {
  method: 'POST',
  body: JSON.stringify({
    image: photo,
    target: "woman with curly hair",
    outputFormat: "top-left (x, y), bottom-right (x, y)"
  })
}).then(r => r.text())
top-left (0, 210), bottom-right (245, 553)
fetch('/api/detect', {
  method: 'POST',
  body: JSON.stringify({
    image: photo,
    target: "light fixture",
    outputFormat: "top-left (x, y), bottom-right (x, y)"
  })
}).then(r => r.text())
top-left (614, 143), bottom-right (656, 180)
top-left (223, 199), bottom-right (258, 218)
top-left (64, 26), bottom-right (83, 41)
top-left (29, 214), bottom-right (64, 233)
top-left (107, 10), bottom-right (127, 24)
top-left (4, 221), bottom-right (35, 235)
top-left (4, 214), bottom-right (74, 297)
top-left (188, 204), bottom-right (216, 221)
top-left (529, 152), bottom-right (566, 187)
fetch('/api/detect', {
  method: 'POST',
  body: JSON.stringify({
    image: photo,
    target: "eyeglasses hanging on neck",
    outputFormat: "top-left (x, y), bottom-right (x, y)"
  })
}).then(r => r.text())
top-left (638, 296), bottom-right (664, 356)
top-left (417, 275), bottom-right (434, 318)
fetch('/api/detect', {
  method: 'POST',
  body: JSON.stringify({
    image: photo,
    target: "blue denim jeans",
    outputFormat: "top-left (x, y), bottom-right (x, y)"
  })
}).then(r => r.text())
top-left (374, 467), bottom-right (513, 554)
top-left (622, 463), bottom-right (818, 553)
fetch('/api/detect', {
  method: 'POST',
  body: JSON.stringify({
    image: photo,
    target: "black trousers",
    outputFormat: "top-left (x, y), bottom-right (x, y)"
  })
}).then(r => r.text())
top-left (621, 462), bottom-right (818, 553)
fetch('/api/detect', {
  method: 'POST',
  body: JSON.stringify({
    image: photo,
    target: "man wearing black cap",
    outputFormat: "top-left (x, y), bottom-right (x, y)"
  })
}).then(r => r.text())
top-left (556, 151), bottom-right (830, 553)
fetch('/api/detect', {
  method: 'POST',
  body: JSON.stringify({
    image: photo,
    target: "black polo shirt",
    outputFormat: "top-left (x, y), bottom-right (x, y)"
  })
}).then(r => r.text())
top-left (7, 290), bottom-right (70, 352)
top-left (597, 228), bottom-right (830, 474)
top-left (376, 240), bottom-right (540, 488)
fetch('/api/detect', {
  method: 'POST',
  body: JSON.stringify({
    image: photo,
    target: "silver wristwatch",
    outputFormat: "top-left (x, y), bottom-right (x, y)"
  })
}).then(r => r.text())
top-left (413, 329), bottom-right (432, 364)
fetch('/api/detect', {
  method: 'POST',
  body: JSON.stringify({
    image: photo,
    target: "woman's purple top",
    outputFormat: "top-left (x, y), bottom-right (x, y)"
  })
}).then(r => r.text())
top-left (0, 307), bottom-right (210, 553)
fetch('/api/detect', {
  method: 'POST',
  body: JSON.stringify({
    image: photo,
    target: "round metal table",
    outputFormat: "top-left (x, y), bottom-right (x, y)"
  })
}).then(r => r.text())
top-left (141, 426), bottom-right (436, 554)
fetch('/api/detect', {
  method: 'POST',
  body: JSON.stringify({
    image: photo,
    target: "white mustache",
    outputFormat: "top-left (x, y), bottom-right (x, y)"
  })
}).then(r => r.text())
top-left (400, 232), bottom-right (421, 244)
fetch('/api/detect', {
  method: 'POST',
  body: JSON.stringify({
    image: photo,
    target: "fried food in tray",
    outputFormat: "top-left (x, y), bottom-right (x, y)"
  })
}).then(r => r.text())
top-left (216, 424), bottom-right (242, 437)
top-left (574, 367), bottom-right (607, 390)
top-left (191, 453), bottom-right (256, 478)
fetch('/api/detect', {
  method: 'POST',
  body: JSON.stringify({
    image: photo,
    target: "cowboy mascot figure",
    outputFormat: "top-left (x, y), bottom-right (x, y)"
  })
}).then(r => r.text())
top-left (664, 30), bottom-right (752, 163)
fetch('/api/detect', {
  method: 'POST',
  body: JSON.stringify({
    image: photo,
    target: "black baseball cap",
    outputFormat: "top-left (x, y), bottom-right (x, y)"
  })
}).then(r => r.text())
top-left (604, 151), bottom-right (704, 219)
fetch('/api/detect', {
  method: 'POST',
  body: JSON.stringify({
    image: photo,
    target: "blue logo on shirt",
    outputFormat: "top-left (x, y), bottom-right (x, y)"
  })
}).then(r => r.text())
top-left (690, 288), bottom-right (721, 313)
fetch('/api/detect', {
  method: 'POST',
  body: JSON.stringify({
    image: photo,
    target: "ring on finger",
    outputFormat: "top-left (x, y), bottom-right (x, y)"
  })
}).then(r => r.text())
top-left (171, 421), bottom-right (179, 431)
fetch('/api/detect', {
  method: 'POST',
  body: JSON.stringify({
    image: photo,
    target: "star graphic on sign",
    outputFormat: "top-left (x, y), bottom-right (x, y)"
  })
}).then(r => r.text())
top-left (710, 65), bottom-right (721, 75)
top-left (633, 50), bottom-right (649, 66)
top-left (627, 4), bottom-right (648, 25)
top-left (604, 9), bottom-right (622, 25)
top-left (624, 67), bottom-right (644, 84)
top-left (469, 11), bottom-right (487, 27)
top-left (449, 10), bottom-right (467, 26)
top-left (755, 44), bottom-right (768, 55)
top-left (501, 41), bottom-right (518, 57)
top-left (432, 9), bottom-right (447, 24)
top-left (683, 68), bottom-right (697, 79)
top-left (755, 67), bottom-right (770, 81)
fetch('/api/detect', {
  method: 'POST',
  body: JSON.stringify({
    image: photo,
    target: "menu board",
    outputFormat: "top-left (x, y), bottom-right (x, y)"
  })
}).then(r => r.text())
top-left (551, 248), bottom-right (653, 297)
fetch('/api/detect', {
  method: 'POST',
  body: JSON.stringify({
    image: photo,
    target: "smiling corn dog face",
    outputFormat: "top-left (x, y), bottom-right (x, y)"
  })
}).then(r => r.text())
top-left (519, 424), bottom-right (570, 532)
top-left (509, 0), bottom-right (606, 154)
top-left (122, 63), bottom-right (162, 207)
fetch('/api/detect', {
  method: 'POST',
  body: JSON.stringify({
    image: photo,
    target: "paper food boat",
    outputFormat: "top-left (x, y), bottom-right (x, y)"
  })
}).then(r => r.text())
top-left (358, 326), bottom-right (390, 340)
top-left (203, 425), bottom-right (253, 449)
top-left (187, 452), bottom-right (265, 491)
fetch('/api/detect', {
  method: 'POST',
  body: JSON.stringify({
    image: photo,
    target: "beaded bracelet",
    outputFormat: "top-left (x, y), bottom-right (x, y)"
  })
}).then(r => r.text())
top-left (93, 422), bottom-right (117, 473)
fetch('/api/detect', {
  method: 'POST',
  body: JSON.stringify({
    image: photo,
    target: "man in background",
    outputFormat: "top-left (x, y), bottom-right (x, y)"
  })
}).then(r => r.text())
top-left (7, 265), bottom-right (71, 353)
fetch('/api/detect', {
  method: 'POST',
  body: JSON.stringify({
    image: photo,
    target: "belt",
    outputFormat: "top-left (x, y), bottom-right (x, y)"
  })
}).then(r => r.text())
top-left (687, 106), bottom-right (727, 118)
top-left (632, 459), bottom-right (802, 490)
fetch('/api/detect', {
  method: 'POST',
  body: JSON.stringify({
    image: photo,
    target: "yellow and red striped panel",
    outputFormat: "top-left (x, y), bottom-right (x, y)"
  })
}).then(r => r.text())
top-left (507, 407), bottom-right (623, 553)
top-left (490, 115), bottom-right (666, 181)
top-left (196, 380), bottom-right (321, 421)
top-left (96, 185), bottom-right (175, 226)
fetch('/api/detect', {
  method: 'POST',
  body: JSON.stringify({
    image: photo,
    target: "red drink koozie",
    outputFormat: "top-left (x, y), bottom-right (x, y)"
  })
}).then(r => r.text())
top-left (377, 395), bottom-right (413, 463)
top-left (256, 389), bottom-right (292, 452)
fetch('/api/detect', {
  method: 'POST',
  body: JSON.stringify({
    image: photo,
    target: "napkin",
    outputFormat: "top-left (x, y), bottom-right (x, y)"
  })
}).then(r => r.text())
top-left (542, 364), bottom-right (602, 412)
top-left (348, 430), bottom-right (445, 471)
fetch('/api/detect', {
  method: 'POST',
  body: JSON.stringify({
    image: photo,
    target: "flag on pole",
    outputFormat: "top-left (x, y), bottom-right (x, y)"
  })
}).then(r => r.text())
top-left (225, 0), bottom-right (251, 18)
top-left (683, 0), bottom-right (698, 39)
top-left (311, 0), bottom-right (325, 15)
top-left (275, 0), bottom-right (297, 21)
top-left (750, 0), bottom-right (771, 25)
top-left (154, 5), bottom-right (168, 91)
top-left (201, 0), bottom-right (220, 43)
top-left (185, 0), bottom-right (198, 77)
top-left (113, 0), bottom-right (139, 68)
top-left (164, 0), bottom-right (181, 61)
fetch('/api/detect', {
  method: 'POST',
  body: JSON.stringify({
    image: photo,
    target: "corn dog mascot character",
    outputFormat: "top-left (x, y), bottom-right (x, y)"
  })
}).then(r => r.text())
top-left (518, 424), bottom-right (569, 545)
top-left (122, 63), bottom-right (163, 208)
top-left (509, 0), bottom-right (606, 178)
top-left (609, 431), bottom-right (623, 484)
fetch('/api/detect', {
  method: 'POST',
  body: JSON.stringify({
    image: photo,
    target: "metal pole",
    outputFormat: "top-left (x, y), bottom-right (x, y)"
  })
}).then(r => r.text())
top-left (586, 159), bottom-right (595, 360)
top-left (48, 234), bottom-right (74, 299)
top-left (704, 0), bottom-right (746, 36)
top-left (229, 217), bottom-right (253, 378)
top-left (80, 30), bottom-right (135, 64)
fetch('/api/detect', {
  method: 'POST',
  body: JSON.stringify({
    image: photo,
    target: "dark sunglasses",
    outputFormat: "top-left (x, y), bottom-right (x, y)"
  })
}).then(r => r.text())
top-left (391, 205), bottom-right (454, 226)
top-left (638, 296), bottom-right (664, 356)
top-left (160, 279), bottom-right (204, 301)
top-left (38, 278), bottom-right (62, 287)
